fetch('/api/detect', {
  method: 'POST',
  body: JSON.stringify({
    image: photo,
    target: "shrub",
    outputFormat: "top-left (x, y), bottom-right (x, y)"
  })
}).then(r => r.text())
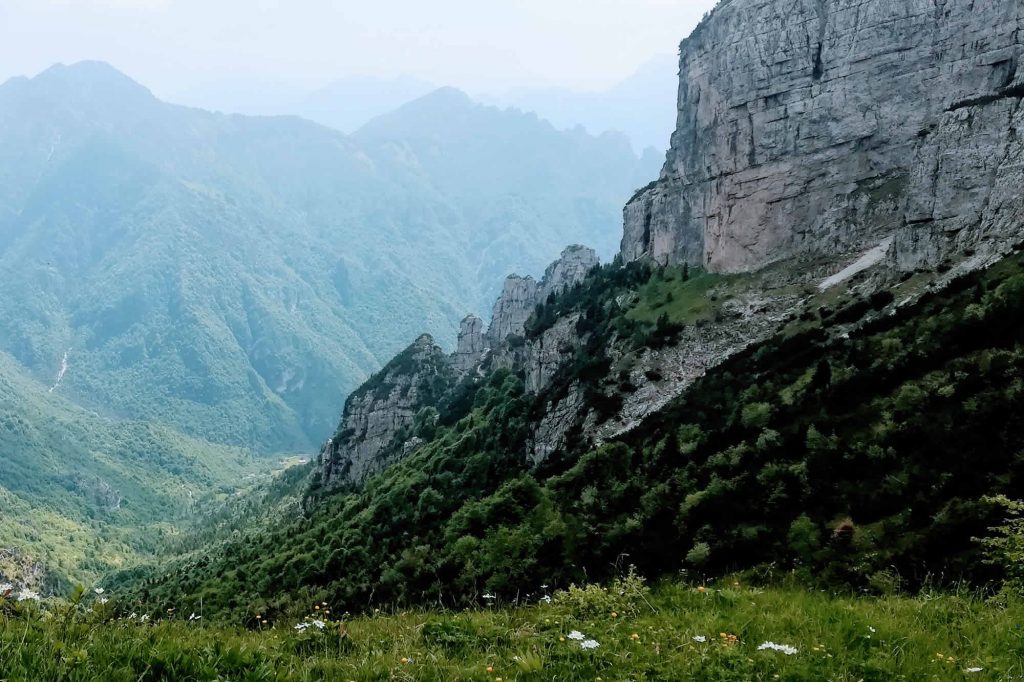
top-left (553, 567), bottom-right (651, 619)
top-left (977, 496), bottom-right (1024, 592)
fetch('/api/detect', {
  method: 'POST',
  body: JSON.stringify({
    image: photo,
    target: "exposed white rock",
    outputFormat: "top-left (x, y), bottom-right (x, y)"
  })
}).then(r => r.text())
top-left (317, 334), bottom-right (454, 488)
top-left (486, 275), bottom-right (539, 345)
top-left (819, 237), bottom-right (893, 291)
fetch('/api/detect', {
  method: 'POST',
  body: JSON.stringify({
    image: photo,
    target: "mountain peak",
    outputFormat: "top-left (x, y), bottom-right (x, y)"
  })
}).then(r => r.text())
top-left (30, 61), bottom-right (155, 102)
top-left (416, 86), bottom-right (472, 106)
top-left (353, 86), bottom-right (479, 139)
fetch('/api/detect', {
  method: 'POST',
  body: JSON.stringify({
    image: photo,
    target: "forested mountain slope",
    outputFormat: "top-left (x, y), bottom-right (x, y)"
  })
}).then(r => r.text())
top-left (112, 249), bottom-right (1024, 619)
top-left (0, 350), bottom-right (258, 590)
top-left (107, 0), bottom-right (1024, 621)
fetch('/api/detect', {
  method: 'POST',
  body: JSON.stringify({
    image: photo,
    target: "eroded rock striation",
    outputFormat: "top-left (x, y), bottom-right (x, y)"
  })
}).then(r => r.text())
top-left (485, 245), bottom-right (599, 346)
top-left (624, 0), bottom-right (1024, 274)
top-left (452, 314), bottom-right (486, 373)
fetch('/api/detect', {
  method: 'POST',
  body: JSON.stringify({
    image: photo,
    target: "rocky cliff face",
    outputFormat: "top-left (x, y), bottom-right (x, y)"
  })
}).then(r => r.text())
top-left (624, 0), bottom-right (1023, 274)
top-left (485, 276), bottom-right (540, 346)
top-left (484, 244), bottom-right (600, 347)
top-left (452, 314), bottom-right (486, 374)
top-left (316, 334), bottom-right (454, 489)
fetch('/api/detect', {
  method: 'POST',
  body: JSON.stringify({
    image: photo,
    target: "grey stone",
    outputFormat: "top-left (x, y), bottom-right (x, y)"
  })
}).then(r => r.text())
top-left (452, 314), bottom-right (487, 373)
top-left (317, 334), bottom-right (454, 488)
top-left (623, 0), bottom-right (1024, 274)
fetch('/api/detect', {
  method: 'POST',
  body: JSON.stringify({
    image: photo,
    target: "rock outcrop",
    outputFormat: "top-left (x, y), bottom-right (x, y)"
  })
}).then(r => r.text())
top-left (540, 244), bottom-right (599, 298)
top-left (317, 334), bottom-right (454, 489)
top-left (452, 314), bottom-right (486, 373)
top-left (624, 0), bottom-right (1024, 274)
top-left (485, 275), bottom-right (540, 345)
top-left (316, 246), bottom-right (599, 489)
top-left (485, 245), bottom-right (598, 347)
top-left (315, 0), bottom-right (1024, 493)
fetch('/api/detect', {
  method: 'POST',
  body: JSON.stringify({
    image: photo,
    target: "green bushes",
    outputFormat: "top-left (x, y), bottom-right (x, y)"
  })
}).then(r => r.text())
top-left (553, 567), bottom-right (651, 619)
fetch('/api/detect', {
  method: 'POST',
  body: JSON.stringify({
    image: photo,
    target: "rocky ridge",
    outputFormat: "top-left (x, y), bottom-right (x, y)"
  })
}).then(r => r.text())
top-left (316, 245), bottom-right (598, 489)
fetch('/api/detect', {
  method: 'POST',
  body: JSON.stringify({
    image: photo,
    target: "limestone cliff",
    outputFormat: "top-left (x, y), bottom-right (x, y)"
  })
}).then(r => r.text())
top-left (485, 245), bottom-right (599, 346)
top-left (316, 334), bottom-right (454, 489)
top-left (624, 0), bottom-right (1023, 274)
top-left (452, 314), bottom-right (486, 374)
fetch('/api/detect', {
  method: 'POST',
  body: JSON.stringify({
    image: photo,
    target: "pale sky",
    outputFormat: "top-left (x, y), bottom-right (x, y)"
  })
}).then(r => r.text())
top-left (0, 0), bottom-right (719, 97)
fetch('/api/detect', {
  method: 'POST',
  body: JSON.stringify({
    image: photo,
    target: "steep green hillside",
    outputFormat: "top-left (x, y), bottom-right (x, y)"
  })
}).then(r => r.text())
top-left (112, 250), bottom-right (1024, 620)
top-left (0, 61), bottom-right (658, 452)
top-left (0, 351), bottom-right (260, 588)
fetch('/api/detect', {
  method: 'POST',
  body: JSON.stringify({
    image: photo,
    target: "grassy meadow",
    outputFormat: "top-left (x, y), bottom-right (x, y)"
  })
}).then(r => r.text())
top-left (1, 576), bottom-right (1018, 681)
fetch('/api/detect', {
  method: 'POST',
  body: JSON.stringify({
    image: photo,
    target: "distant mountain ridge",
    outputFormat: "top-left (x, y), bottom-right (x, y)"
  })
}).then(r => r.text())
top-left (479, 55), bottom-right (679, 153)
top-left (166, 58), bottom-right (677, 153)
top-left (0, 61), bottom-right (659, 453)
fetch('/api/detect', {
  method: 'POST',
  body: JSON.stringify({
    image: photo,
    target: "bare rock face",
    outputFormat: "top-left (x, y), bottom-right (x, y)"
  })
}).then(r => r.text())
top-left (485, 275), bottom-right (540, 345)
top-left (315, 246), bottom-right (601, 489)
top-left (316, 334), bottom-right (454, 488)
top-left (540, 245), bottom-right (599, 297)
top-left (530, 383), bottom-right (587, 465)
top-left (452, 314), bottom-right (487, 373)
top-left (525, 313), bottom-right (580, 394)
top-left (624, 0), bottom-right (1024, 274)
top-left (485, 245), bottom-right (599, 346)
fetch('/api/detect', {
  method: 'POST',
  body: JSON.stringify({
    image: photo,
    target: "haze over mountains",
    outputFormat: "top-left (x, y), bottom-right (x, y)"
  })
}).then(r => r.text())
top-left (169, 56), bottom-right (677, 153)
top-left (0, 60), bottom-right (660, 456)
top-left (482, 55), bottom-right (679, 153)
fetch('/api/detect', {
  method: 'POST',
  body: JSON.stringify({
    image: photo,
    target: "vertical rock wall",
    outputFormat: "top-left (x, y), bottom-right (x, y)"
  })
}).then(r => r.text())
top-left (624, 0), bottom-right (1024, 273)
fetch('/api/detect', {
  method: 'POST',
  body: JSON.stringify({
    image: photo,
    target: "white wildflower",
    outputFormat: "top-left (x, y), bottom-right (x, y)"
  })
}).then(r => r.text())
top-left (140, 614), bottom-right (150, 622)
top-left (482, 593), bottom-right (496, 600)
top-left (868, 626), bottom-right (876, 633)
top-left (567, 630), bottom-right (586, 641)
top-left (692, 635), bottom-right (707, 643)
top-left (758, 641), bottom-right (799, 655)
top-left (580, 639), bottom-right (600, 650)
top-left (294, 622), bottom-right (309, 631)
top-left (966, 668), bottom-right (984, 674)
top-left (16, 588), bottom-right (40, 602)
top-left (540, 595), bottom-right (552, 604)
top-left (128, 612), bottom-right (137, 620)
top-left (0, 582), bottom-right (13, 594)
top-left (310, 619), bottom-right (326, 629)
top-left (188, 612), bottom-right (201, 621)
top-left (94, 587), bottom-right (105, 595)
top-left (540, 584), bottom-right (549, 589)
top-left (97, 597), bottom-right (109, 605)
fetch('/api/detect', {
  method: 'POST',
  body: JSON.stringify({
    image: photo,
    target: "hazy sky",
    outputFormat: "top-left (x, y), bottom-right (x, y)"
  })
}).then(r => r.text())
top-left (0, 0), bottom-right (719, 97)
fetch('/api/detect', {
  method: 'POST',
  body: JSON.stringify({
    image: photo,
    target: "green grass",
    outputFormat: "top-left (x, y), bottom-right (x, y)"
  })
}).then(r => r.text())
top-left (1, 579), bottom-right (1019, 680)
top-left (626, 267), bottom-right (741, 325)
